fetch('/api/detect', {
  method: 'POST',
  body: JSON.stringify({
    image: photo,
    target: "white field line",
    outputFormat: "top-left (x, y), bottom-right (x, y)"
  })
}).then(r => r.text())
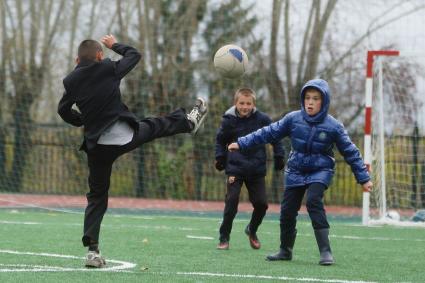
top-left (172, 271), bottom-right (379, 283)
top-left (0, 250), bottom-right (136, 272)
top-left (185, 235), bottom-right (214, 240)
top-left (3, 218), bottom-right (425, 243)
top-left (0, 199), bottom-right (83, 214)
top-left (0, 220), bottom-right (41, 225)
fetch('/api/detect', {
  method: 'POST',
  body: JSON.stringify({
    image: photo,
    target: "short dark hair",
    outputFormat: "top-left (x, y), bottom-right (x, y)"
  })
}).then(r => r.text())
top-left (77, 39), bottom-right (103, 61)
top-left (234, 87), bottom-right (256, 104)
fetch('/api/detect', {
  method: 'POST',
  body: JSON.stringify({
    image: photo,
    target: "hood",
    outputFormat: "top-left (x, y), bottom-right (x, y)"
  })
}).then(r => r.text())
top-left (224, 105), bottom-right (257, 117)
top-left (300, 79), bottom-right (330, 123)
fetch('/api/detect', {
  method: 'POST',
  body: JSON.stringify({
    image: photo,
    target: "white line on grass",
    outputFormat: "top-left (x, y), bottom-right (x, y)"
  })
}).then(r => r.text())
top-left (186, 235), bottom-right (214, 240)
top-left (0, 250), bottom-right (136, 272)
top-left (333, 235), bottom-right (425, 242)
top-left (0, 220), bottom-right (41, 225)
top-left (174, 271), bottom-right (379, 283)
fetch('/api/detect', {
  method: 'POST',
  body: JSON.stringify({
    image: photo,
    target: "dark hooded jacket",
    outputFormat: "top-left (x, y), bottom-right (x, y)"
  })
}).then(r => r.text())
top-left (237, 79), bottom-right (370, 188)
top-left (215, 106), bottom-right (284, 177)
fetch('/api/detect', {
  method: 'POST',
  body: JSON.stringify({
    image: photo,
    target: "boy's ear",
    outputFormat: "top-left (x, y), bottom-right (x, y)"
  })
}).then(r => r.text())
top-left (75, 57), bottom-right (80, 64)
top-left (96, 51), bottom-right (104, 61)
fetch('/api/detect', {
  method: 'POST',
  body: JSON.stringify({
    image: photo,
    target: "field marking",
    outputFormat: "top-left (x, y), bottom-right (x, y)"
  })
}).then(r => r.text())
top-left (3, 217), bottom-right (424, 243)
top-left (186, 235), bottom-right (214, 240)
top-left (333, 235), bottom-right (425, 242)
top-left (174, 271), bottom-right (379, 283)
top-left (0, 249), bottom-right (136, 272)
top-left (0, 220), bottom-right (41, 225)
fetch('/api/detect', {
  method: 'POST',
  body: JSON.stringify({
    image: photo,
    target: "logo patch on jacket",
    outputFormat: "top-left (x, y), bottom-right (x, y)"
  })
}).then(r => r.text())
top-left (318, 132), bottom-right (327, 140)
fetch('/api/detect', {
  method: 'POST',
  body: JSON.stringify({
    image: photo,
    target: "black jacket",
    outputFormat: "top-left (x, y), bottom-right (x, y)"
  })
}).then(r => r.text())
top-left (215, 106), bottom-right (285, 177)
top-left (58, 43), bottom-right (141, 151)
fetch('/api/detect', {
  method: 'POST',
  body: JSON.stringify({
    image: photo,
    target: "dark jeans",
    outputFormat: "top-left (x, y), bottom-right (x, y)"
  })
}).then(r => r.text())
top-left (280, 183), bottom-right (329, 237)
top-left (82, 108), bottom-right (191, 246)
top-left (219, 176), bottom-right (268, 241)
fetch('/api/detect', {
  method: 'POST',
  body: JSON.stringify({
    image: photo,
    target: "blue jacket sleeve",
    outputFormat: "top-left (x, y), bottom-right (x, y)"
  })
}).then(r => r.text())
top-left (111, 43), bottom-right (142, 79)
top-left (262, 115), bottom-right (285, 158)
top-left (335, 123), bottom-right (370, 184)
top-left (238, 115), bottom-right (290, 151)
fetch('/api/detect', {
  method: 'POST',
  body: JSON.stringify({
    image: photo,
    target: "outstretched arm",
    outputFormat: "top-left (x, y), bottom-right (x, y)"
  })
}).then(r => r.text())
top-left (335, 123), bottom-right (371, 186)
top-left (236, 115), bottom-right (290, 151)
top-left (101, 34), bottom-right (141, 79)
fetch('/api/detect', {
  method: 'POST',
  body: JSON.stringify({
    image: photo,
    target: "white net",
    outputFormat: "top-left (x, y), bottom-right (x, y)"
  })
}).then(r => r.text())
top-left (369, 54), bottom-right (425, 226)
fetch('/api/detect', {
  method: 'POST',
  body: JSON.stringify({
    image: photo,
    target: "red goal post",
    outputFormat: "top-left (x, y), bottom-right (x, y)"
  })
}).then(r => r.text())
top-left (363, 50), bottom-right (399, 226)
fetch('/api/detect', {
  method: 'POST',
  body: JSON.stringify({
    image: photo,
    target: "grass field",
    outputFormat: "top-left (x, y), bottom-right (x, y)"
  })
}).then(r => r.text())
top-left (0, 208), bottom-right (424, 283)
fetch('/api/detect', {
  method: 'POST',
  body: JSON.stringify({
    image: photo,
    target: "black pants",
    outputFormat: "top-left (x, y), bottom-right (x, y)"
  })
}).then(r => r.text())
top-left (280, 183), bottom-right (329, 236)
top-left (82, 108), bottom-right (191, 247)
top-left (219, 176), bottom-right (268, 241)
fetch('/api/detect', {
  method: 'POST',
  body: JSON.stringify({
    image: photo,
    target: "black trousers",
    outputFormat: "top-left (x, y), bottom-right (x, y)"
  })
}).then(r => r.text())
top-left (82, 108), bottom-right (191, 247)
top-left (219, 175), bottom-right (268, 241)
top-left (280, 183), bottom-right (329, 236)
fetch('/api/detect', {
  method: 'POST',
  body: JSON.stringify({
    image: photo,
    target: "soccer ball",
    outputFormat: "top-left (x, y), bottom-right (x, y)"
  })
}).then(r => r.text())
top-left (386, 210), bottom-right (400, 221)
top-left (213, 44), bottom-right (249, 79)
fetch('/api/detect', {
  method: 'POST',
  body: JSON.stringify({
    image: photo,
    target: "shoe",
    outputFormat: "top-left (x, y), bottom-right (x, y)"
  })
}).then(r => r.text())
top-left (85, 250), bottom-right (106, 268)
top-left (187, 98), bottom-right (208, 134)
top-left (266, 229), bottom-right (297, 261)
top-left (217, 241), bottom-right (229, 250)
top-left (245, 225), bottom-right (261, 249)
top-left (266, 248), bottom-right (293, 261)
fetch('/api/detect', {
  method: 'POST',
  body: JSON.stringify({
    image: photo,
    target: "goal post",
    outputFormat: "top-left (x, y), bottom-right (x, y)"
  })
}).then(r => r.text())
top-left (362, 50), bottom-right (425, 226)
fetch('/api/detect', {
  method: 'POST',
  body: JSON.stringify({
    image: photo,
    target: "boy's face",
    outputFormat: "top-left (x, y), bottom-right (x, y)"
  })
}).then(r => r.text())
top-left (304, 89), bottom-right (322, 116)
top-left (235, 94), bottom-right (255, 118)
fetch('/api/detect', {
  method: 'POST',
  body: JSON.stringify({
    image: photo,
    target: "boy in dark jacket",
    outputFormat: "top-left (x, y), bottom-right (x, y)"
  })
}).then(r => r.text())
top-left (58, 35), bottom-right (207, 268)
top-left (228, 79), bottom-right (372, 265)
top-left (215, 88), bottom-right (285, 250)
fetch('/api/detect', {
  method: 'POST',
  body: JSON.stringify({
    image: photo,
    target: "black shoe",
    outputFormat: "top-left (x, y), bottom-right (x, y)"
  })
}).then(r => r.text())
top-left (266, 228), bottom-right (297, 261)
top-left (266, 248), bottom-right (292, 261)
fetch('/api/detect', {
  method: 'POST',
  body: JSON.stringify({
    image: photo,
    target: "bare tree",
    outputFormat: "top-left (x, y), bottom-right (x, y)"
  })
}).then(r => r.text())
top-left (268, 0), bottom-right (425, 122)
top-left (2, 0), bottom-right (66, 191)
top-left (0, 0), bottom-right (8, 184)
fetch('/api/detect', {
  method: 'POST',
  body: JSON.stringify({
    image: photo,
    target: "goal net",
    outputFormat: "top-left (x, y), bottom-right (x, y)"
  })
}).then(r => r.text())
top-left (363, 51), bottom-right (425, 226)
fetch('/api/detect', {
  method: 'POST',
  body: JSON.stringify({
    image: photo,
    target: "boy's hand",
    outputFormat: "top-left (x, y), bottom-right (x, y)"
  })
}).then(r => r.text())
top-left (101, 34), bottom-right (117, 49)
top-left (215, 156), bottom-right (226, 171)
top-left (362, 181), bottom-right (373, 192)
top-left (228, 142), bottom-right (240, 152)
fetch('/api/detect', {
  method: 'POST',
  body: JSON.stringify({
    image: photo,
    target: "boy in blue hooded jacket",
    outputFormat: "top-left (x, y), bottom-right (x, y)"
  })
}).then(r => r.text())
top-left (228, 79), bottom-right (373, 265)
top-left (215, 88), bottom-right (285, 250)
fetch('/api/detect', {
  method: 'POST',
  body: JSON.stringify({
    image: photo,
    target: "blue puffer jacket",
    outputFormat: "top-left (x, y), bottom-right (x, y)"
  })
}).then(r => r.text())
top-left (237, 79), bottom-right (370, 188)
top-left (216, 106), bottom-right (285, 177)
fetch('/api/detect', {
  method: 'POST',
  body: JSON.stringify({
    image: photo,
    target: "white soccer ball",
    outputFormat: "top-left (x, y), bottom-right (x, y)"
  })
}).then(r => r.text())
top-left (386, 210), bottom-right (400, 221)
top-left (213, 44), bottom-right (249, 79)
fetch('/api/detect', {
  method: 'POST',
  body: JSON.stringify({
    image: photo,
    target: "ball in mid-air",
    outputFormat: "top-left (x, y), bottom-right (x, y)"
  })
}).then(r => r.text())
top-left (213, 44), bottom-right (248, 79)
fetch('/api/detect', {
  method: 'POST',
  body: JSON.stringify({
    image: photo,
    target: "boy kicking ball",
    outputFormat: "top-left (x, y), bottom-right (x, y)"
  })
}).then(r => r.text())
top-left (58, 34), bottom-right (207, 267)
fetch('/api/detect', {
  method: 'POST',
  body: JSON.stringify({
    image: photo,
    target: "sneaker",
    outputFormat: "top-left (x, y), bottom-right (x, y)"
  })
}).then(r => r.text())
top-left (217, 241), bottom-right (230, 250)
top-left (245, 225), bottom-right (261, 249)
top-left (187, 98), bottom-right (208, 134)
top-left (85, 250), bottom-right (106, 268)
